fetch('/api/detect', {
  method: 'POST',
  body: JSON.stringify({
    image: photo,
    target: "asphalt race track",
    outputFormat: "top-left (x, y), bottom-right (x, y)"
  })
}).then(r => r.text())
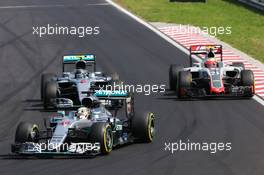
top-left (1, 0), bottom-right (264, 175)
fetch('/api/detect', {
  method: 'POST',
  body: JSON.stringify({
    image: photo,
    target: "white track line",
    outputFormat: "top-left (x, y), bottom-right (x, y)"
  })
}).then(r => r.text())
top-left (0, 3), bottom-right (110, 9)
top-left (106, 0), bottom-right (264, 106)
top-left (105, 0), bottom-right (202, 62)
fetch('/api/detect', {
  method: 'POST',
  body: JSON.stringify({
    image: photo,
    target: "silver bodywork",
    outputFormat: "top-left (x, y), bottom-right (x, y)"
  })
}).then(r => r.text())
top-left (11, 90), bottom-right (154, 156)
top-left (12, 98), bottom-right (127, 155)
top-left (51, 70), bottom-right (113, 108)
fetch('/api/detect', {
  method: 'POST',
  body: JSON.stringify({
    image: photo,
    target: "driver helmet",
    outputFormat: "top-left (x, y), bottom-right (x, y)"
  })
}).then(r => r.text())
top-left (204, 58), bottom-right (217, 68)
top-left (75, 69), bottom-right (85, 79)
top-left (76, 60), bottom-right (86, 70)
top-left (77, 107), bottom-right (91, 119)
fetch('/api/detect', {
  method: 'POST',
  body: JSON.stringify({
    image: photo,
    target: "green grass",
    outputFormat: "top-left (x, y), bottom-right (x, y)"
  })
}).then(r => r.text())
top-left (115, 0), bottom-right (264, 63)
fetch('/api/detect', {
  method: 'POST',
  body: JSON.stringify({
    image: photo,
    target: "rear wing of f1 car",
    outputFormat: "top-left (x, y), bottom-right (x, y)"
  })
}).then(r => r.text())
top-left (62, 54), bottom-right (96, 72)
top-left (94, 90), bottom-right (128, 99)
top-left (81, 90), bottom-right (130, 106)
top-left (82, 90), bottom-right (133, 117)
top-left (94, 90), bottom-right (134, 118)
top-left (189, 45), bottom-right (222, 66)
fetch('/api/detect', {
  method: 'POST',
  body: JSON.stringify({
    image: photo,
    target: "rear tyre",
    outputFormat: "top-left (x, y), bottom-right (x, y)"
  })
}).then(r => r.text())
top-left (241, 70), bottom-right (254, 86)
top-left (41, 73), bottom-right (55, 100)
top-left (241, 70), bottom-right (255, 97)
top-left (169, 64), bottom-right (183, 91)
top-left (132, 112), bottom-right (155, 143)
top-left (178, 71), bottom-right (192, 99)
top-left (43, 81), bottom-right (57, 109)
top-left (90, 123), bottom-right (113, 155)
top-left (232, 62), bottom-right (245, 70)
top-left (15, 122), bottom-right (39, 143)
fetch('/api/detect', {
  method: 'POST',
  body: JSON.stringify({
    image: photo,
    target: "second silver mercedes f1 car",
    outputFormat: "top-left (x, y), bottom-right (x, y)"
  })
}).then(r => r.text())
top-left (41, 54), bottom-right (118, 109)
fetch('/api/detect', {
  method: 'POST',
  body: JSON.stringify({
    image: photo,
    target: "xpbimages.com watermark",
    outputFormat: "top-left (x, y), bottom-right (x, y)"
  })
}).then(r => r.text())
top-left (98, 82), bottom-right (166, 96)
top-left (28, 141), bottom-right (100, 153)
top-left (164, 140), bottom-right (232, 154)
top-left (32, 24), bottom-right (100, 37)
top-left (173, 24), bottom-right (232, 37)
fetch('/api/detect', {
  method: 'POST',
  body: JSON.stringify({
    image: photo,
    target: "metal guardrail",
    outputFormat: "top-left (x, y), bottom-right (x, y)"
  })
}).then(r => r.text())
top-left (252, 0), bottom-right (264, 5)
top-left (169, 0), bottom-right (206, 2)
top-left (238, 0), bottom-right (264, 11)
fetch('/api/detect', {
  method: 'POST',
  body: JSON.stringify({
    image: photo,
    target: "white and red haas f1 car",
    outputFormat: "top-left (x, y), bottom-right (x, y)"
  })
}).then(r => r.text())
top-left (169, 45), bottom-right (255, 98)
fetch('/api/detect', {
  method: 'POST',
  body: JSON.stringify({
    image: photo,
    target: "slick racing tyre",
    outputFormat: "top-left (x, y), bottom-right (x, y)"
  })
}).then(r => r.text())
top-left (178, 71), bottom-right (192, 99)
top-left (169, 64), bottom-right (183, 91)
top-left (90, 123), bottom-right (113, 155)
top-left (43, 81), bottom-right (57, 109)
top-left (41, 73), bottom-right (55, 100)
top-left (15, 122), bottom-right (39, 143)
top-left (132, 112), bottom-right (155, 143)
top-left (241, 70), bottom-right (254, 86)
top-left (232, 62), bottom-right (245, 70)
top-left (241, 70), bottom-right (255, 97)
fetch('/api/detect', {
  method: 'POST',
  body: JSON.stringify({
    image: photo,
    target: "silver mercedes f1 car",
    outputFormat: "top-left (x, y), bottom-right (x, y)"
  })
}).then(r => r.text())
top-left (41, 54), bottom-right (118, 109)
top-left (12, 90), bottom-right (155, 157)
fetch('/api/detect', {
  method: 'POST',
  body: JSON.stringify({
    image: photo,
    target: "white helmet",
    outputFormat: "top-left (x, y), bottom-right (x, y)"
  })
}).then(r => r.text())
top-left (77, 107), bottom-right (91, 119)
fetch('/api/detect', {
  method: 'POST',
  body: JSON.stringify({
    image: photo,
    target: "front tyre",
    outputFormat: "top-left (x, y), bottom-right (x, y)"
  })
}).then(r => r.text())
top-left (178, 71), bottom-right (192, 99)
top-left (90, 123), bottom-right (113, 155)
top-left (132, 112), bottom-right (155, 143)
top-left (15, 122), bottom-right (39, 143)
top-left (169, 64), bottom-right (183, 91)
